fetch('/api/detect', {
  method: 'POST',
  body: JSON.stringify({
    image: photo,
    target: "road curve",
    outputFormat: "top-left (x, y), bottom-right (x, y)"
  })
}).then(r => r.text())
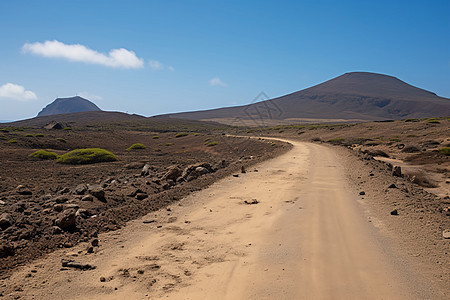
top-left (6, 139), bottom-right (427, 299)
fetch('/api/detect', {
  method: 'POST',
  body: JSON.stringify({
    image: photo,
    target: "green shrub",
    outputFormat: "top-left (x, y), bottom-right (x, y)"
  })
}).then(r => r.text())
top-left (29, 150), bottom-right (59, 160)
top-left (403, 118), bottom-right (419, 122)
top-left (126, 143), bottom-right (146, 150)
top-left (56, 138), bottom-right (66, 143)
top-left (165, 143), bottom-right (173, 146)
top-left (24, 134), bottom-right (34, 137)
top-left (175, 133), bottom-right (188, 138)
top-left (328, 137), bottom-right (344, 144)
top-left (63, 127), bottom-right (72, 131)
top-left (204, 137), bottom-right (212, 142)
top-left (426, 118), bottom-right (440, 124)
top-left (439, 147), bottom-right (450, 155)
top-left (0, 128), bottom-right (9, 133)
top-left (35, 134), bottom-right (44, 137)
top-left (0, 135), bottom-right (6, 140)
top-left (152, 135), bottom-right (159, 139)
top-left (205, 141), bottom-right (218, 147)
top-left (7, 138), bottom-right (17, 143)
top-left (57, 148), bottom-right (117, 164)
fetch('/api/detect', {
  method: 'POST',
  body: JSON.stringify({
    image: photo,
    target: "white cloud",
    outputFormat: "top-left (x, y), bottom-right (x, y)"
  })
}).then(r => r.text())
top-left (22, 40), bottom-right (144, 69)
top-left (78, 92), bottom-right (103, 101)
top-left (0, 83), bottom-right (37, 101)
top-left (209, 77), bottom-right (227, 87)
top-left (149, 60), bottom-right (174, 71)
top-left (148, 60), bottom-right (164, 70)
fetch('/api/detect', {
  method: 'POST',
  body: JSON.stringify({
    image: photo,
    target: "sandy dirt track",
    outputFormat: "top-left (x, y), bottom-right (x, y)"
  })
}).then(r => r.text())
top-left (3, 139), bottom-right (440, 299)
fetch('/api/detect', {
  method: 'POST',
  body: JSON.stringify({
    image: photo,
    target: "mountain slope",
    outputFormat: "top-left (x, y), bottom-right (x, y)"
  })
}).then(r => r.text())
top-left (37, 96), bottom-right (101, 117)
top-left (162, 72), bottom-right (450, 125)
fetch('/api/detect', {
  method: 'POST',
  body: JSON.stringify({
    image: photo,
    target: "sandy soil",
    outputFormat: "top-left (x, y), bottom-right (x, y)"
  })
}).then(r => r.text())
top-left (1, 138), bottom-right (446, 299)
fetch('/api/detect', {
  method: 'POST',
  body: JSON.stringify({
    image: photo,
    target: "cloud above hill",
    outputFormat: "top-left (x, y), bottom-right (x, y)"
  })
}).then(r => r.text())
top-left (22, 40), bottom-right (144, 69)
top-left (209, 77), bottom-right (227, 87)
top-left (0, 83), bottom-right (37, 101)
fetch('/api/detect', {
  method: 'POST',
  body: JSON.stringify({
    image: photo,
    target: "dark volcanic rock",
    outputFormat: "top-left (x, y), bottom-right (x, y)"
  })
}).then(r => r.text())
top-left (55, 210), bottom-right (77, 230)
top-left (0, 213), bottom-right (14, 229)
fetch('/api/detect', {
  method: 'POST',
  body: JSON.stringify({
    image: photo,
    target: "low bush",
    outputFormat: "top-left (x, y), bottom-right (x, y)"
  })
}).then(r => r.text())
top-left (426, 118), bottom-right (440, 124)
top-left (35, 133), bottom-right (44, 137)
top-left (328, 137), bottom-right (344, 144)
top-left (56, 138), bottom-right (66, 143)
top-left (29, 150), bottom-right (59, 160)
top-left (165, 143), bottom-right (173, 146)
top-left (152, 136), bottom-right (159, 139)
top-left (205, 141), bottom-right (218, 147)
top-left (439, 147), bottom-right (450, 155)
top-left (57, 148), bottom-right (117, 164)
top-left (175, 133), bottom-right (189, 138)
top-left (403, 118), bottom-right (419, 122)
top-left (63, 127), bottom-right (72, 130)
top-left (24, 134), bottom-right (34, 137)
top-left (7, 138), bottom-right (17, 143)
top-left (126, 143), bottom-right (146, 150)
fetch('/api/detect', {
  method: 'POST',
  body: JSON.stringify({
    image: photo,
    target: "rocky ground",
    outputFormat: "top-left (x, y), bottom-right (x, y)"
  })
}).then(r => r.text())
top-left (0, 125), bottom-right (290, 277)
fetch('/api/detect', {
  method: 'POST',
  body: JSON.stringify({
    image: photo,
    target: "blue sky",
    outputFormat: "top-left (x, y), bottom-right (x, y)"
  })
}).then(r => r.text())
top-left (0, 0), bottom-right (449, 121)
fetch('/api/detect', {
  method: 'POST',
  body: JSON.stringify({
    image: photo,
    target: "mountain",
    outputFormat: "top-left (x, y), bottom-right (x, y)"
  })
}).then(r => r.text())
top-left (37, 96), bottom-right (101, 117)
top-left (161, 72), bottom-right (450, 125)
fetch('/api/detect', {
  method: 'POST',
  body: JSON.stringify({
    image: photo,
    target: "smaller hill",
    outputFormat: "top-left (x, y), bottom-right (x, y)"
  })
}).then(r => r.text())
top-left (37, 96), bottom-right (101, 117)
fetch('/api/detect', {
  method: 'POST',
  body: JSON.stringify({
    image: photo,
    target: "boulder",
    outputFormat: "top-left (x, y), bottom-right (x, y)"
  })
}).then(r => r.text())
top-left (88, 185), bottom-right (105, 201)
top-left (16, 185), bottom-right (32, 195)
top-left (136, 193), bottom-right (148, 200)
top-left (74, 184), bottom-right (88, 195)
top-left (0, 213), bottom-right (13, 229)
top-left (0, 243), bottom-right (14, 258)
top-left (392, 166), bottom-right (402, 177)
top-left (141, 164), bottom-right (151, 176)
top-left (55, 209), bottom-right (77, 230)
top-left (182, 163), bottom-right (215, 181)
top-left (54, 196), bottom-right (69, 204)
top-left (76, 209), bottom-right (92, 219)
top-left (162, 166), bottom-right (182, 181)
top-left (390, 209), bottom-right (399, 215)
top-left (81, 195), bottom-right (94, 202)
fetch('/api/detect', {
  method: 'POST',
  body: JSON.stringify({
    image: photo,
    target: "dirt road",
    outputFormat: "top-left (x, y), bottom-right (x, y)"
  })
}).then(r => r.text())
top-left (3, 139), bottom-right (437, 299)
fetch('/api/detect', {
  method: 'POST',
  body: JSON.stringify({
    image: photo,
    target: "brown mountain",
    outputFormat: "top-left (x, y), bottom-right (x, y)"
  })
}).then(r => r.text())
top-left (37, 96), bottom-right (101, 117)
top-left (161, 72), bottom-right (450, 125)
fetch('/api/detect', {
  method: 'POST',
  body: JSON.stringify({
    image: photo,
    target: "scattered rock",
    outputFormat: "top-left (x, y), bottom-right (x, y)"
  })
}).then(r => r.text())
top-left (55, 209), bottom-right (77, 231)
top-left (143, 219), bottom-right (156, 224)
top-left (162, 166), bottom-right (182, 181)
top-left (60, 187), bottom-right (71, 194)
top-left (359, 191), bottom-right (365, 195)
top-left (392, 166), bottom-right (402, 177)
top-left (182, 163), bottom-right (214, 181)
top-left (100, 276), bottom-right (106, 282)
top-left (388, 184), bottom-right (397, 189)
top-left (136, 193), bottom-right (148, 200)
top-left (74, 184), bottom-right (88, 195)
top-left (54, 196), bottom-right (69, 204)
top-left (76, 209), bottom-right (92, 219)
top-left (16, 185), bottom-right (32, 195)
top-left (125, 162), bottom-right (145, 169)
top-left (390, 209), bottom-right (399, 215)
top-left (141, 164), bottom-right (151, 176)
top-left (53, 204), bottom-right (64, 212)
top-left (91, 239), bottom-right (99, 247)
top-left (241, 166), bottom-right (246, 174)
top-left (86, 246), bottom-right (94, 254)
top-left (244, 199), bottom-right (259, 205)
top-left (0, 213), bottom-right (14, 229)
top-left (0, 243), bottom-right (15, 258)
top-left (81, 194), bottom-right (94, 202)
top-left (61, 259), bottom-right (95, 270)
top-left (88, 185), bottom-right (105, 201)
top-left (232, 174), bottom-right (239, 177)
top-left (443, 230), bottom-right (450, 239)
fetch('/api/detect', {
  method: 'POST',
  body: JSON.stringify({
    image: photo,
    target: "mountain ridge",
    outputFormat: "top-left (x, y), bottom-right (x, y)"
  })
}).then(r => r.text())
top-left (37, 96), bottom-right (102, 117)
top-left (160, 72), bottom-right (449, 125)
